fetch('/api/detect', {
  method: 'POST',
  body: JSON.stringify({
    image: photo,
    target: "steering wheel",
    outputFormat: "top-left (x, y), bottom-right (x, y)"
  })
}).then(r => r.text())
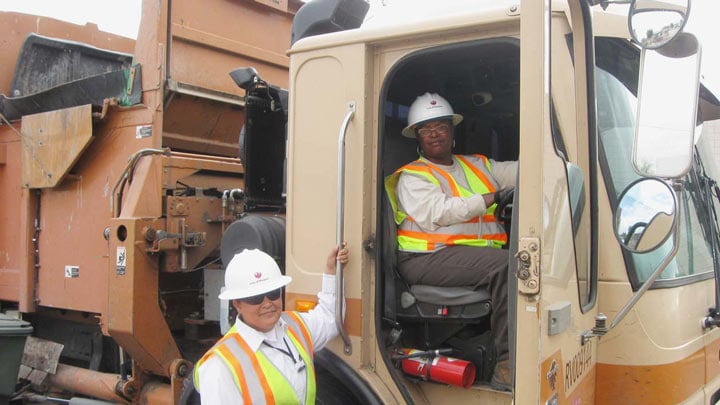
top-left (494, 187), bottom-right (515, 226)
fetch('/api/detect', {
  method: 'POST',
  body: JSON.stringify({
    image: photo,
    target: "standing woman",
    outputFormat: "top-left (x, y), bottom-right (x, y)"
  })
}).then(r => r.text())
top-left (194, 244), bottom-right (349, 404)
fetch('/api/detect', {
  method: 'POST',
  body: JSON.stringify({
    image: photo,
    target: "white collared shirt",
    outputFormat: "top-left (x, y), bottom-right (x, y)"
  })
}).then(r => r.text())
top-left (198, 274), bottom-right (340, 404)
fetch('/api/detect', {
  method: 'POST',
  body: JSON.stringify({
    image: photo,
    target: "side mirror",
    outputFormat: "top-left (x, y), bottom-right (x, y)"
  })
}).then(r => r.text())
top-left (628, 0), bottom-right (690, 49)
top-left (230, 67), bottom-right (260, 91)
top-left (614, 178), bottom-right (676, 253)
top-left (633, 32), bottom-right (700, 178)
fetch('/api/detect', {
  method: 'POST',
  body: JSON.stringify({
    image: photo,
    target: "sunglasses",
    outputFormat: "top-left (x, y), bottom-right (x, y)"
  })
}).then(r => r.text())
top-left (417, 122), bottom-right (451, 138)
top-left (240, 288), bottom-right (282, 305)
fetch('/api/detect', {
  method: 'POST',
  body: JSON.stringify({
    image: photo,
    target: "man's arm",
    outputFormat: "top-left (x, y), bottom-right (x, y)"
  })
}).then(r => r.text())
top-left (397, 172), bottom-right (487, 230)
top-left (490, 160), bottom-right (519, 189)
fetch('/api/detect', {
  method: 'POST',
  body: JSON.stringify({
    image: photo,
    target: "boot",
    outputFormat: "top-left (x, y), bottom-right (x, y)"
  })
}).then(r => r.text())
top-left (491, 359), bottom-right (511, 391)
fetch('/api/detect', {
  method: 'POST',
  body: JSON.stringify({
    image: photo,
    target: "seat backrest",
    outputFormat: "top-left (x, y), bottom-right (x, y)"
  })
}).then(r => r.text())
top-left (381, 192), bottom-right (402, 320)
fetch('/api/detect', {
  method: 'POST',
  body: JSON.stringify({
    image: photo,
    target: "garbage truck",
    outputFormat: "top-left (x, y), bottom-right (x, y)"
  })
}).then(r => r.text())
top-left (2, 0), bottom-right (720, 404)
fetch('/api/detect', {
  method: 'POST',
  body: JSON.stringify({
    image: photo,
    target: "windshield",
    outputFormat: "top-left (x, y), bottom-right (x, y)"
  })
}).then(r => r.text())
top-left (596, 37), bottom-right (719, 288)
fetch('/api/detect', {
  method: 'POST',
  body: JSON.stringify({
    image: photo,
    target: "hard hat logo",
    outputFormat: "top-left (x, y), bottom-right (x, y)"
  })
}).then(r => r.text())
top-left (402, 92), bottom-right (463, 138)
top-left (218, 249), bottom-right (292, 300)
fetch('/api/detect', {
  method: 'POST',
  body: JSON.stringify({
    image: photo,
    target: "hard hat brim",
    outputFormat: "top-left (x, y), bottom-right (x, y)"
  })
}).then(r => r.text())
top-left (401, 114), bottom-right (463, 138)
top-left (218, 274), bottom-right (292, 300)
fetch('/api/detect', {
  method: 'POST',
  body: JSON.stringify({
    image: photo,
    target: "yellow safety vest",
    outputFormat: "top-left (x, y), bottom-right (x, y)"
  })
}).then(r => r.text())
top-left (193, 311), bottom-right (316, 404)
top-left (385, 155), bottom-right (507, 252)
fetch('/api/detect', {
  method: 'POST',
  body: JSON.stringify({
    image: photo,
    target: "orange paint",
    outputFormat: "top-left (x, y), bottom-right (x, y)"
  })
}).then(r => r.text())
top-left (596, 349), bottom-right (705, 404)
top-left (706, 337), bottom-right (720, 384)
top-left (540, 341), bottom-right (716, 404)
top-left (287, 293), bottom-right (362, 336)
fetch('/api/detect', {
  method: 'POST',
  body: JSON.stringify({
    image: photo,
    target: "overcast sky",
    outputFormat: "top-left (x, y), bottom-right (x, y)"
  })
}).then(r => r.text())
top-left (0, 0), bottom-right (718, 92)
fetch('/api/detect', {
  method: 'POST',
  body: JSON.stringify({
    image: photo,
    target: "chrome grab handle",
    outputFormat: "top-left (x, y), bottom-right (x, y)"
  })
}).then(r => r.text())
top-left (336, 102), bottom-right (356, 355)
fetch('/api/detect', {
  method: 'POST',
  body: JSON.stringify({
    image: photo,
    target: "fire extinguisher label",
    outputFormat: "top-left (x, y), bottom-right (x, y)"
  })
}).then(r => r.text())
top-left (116, 247), bottom-right (127, 275)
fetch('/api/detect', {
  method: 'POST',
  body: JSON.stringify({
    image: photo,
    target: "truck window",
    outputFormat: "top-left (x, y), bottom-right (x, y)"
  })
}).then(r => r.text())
top-left (596, 37), bottom-right (715, 288)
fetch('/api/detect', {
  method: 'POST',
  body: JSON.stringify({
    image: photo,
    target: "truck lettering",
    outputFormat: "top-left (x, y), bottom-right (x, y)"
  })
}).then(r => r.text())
top-left (564, 341), bottom-right (592, 392)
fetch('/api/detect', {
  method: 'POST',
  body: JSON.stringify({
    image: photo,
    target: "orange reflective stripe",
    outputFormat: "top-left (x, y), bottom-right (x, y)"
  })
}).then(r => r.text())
top-left (482, 233), bottom-right (508, 242)
top-left (456, 155), bottom-right (495, 193)
top-left (216, 344), bottom-right (253, 404)
top-left (472, 154), bottom-right (491, 169)
top-left (482, 214), bottom-right (495, 222)
top-left (231, 334), bottom-right (276, 405)
top-left (286, 312), bottom-right (314, 355)
top-left (421, 160), bottom-right (461, 196)
top-left (398, 229), bottom-right (478, 244)
top-left (401, 163), bottom-right (438, 182)
top-left (399, 230), bottom-right (506, 245)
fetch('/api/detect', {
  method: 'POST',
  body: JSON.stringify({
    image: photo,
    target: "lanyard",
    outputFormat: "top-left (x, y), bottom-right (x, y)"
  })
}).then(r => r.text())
top-left (264, 338), bottom-right (296, 363)
top-left (263, 338), bottom-right (306, 371)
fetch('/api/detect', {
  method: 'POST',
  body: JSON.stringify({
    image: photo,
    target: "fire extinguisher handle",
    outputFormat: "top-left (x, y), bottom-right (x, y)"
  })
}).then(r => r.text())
top-left (392, 348), bottom-right (453, 361)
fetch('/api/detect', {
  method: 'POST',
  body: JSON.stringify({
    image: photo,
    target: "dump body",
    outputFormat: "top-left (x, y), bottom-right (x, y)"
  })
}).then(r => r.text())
top-left (0, 1), bottom-right (300, 403)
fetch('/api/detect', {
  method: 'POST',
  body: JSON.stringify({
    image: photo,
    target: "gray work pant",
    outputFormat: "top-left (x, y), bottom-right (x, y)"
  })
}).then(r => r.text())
top-left (398, 245), bottom-right (509, 359)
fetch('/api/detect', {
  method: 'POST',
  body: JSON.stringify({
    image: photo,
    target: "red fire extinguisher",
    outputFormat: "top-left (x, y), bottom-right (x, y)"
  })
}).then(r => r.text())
top-left (397, 348), bottom-right (476, 388)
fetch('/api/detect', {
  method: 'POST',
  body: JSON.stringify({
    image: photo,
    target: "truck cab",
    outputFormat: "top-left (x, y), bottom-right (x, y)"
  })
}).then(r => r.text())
top-left (283, 0), bottom-right (720, 403)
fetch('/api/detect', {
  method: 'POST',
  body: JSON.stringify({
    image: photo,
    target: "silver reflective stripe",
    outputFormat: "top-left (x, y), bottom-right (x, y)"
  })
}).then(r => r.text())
top-left (219, 336), bottom-right (270, 404)
top-left (282, 313), bottom-right (313, 357)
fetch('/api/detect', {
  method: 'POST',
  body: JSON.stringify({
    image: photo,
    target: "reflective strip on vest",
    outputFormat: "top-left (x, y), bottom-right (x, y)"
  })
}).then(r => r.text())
top-left (193, 312), bottom-right (316, 404)
top-left (384, 155), bottom-right (507, 252)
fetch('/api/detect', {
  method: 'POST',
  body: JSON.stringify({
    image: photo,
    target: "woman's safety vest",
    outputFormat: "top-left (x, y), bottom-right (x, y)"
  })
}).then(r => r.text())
top-left (193, 312), bottom-right (316, 404)
top-left (385, 154), bottom-right (507, 252)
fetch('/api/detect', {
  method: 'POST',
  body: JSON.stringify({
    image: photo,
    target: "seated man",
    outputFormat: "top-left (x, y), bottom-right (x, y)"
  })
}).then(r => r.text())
top-left (384, 92), bottom-right (517, 388)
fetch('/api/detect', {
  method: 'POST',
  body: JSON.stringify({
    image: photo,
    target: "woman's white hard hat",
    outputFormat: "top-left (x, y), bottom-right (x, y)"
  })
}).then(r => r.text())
top-left (218, 249), bottom-right (292, 300)
top-left (402, 92), bottom-right (463, 138)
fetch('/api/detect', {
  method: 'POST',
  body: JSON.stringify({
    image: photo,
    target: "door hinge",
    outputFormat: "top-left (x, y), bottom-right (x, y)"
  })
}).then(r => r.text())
top-left (516, 237), bottom-right (540, 295)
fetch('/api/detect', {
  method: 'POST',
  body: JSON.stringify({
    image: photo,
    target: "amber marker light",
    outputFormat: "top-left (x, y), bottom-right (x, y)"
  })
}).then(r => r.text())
top-left (295, 300), bottom-right (317, 312)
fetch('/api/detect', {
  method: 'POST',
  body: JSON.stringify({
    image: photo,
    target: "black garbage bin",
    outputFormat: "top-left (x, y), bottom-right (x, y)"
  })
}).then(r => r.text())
top-left (0, 313), bottom-right (33, 400)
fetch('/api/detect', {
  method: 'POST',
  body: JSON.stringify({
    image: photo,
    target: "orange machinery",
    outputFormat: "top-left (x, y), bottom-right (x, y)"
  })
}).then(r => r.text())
top-left (0, 0), bottom-right (301, 403)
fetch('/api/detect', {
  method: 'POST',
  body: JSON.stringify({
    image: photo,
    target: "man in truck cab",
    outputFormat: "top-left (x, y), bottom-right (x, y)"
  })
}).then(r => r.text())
top-left (385, 92), bottom-right (517, 388)
top-left (194, 245), bottom-right (349, 403)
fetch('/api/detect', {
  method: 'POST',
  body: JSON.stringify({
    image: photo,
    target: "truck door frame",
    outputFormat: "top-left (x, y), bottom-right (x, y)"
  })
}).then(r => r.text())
top-left (514, 0), bottom-right (600, 403)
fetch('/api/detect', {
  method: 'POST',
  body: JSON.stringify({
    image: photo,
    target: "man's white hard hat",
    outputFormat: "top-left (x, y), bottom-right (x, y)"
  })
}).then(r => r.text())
top-left (218, 249), bottom-right (292, 300)
top-left (402, 92), bottom-right (463, 138)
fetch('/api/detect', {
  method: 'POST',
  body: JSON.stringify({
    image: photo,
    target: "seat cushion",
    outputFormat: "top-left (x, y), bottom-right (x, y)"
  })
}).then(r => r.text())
top-left (410, 285), bottom-right (490, 306)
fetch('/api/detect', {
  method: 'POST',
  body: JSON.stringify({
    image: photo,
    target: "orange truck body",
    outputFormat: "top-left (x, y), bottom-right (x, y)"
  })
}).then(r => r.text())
top-left (0, 1), bottom-right (300, 402)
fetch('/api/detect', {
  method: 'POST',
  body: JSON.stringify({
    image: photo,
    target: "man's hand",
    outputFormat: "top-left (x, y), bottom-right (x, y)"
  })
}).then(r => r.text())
top-left (494, 188), bottom-right (514, 205)
top-left (325, 242), bottom-right (349, 275)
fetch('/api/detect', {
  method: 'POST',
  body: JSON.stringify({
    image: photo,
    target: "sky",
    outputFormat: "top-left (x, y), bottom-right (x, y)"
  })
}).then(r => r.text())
top-left (0, 0), bottom-right (717, 92)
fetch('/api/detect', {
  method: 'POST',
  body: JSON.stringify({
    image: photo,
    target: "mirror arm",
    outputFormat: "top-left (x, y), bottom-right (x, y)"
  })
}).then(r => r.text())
top-left (583, 180), bottom-right (682, 344)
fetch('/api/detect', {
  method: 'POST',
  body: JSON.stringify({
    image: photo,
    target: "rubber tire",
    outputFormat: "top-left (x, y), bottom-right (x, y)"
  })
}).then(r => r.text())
top-left (315, 366), bottom-right (362, 405)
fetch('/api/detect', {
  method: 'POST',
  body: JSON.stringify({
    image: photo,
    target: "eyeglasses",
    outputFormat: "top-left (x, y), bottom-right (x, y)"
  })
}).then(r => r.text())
top-left (416, 123), bottom-right (451, 138)
top-left (241, 288), bottom-right (282, 305)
